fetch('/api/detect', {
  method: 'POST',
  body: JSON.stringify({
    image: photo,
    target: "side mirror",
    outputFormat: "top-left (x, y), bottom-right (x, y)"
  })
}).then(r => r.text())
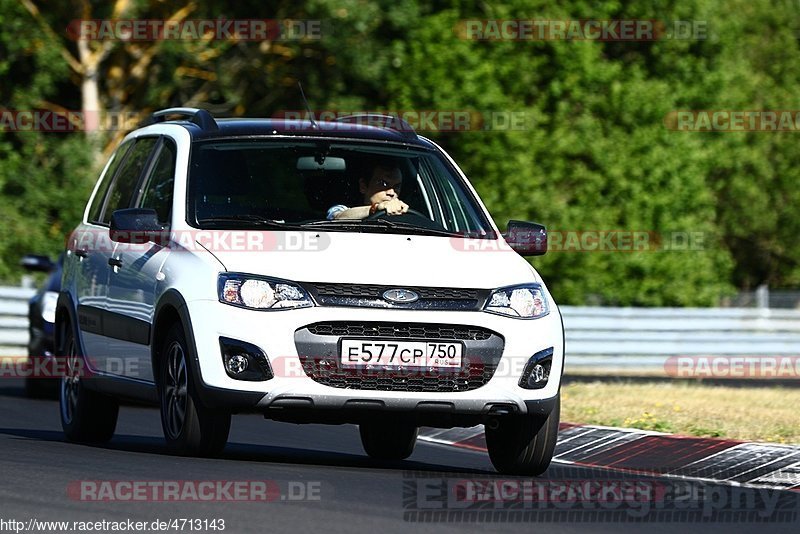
top-left (505, 220), bottom-right (547, 256)
top-left (109, 208), bottom-right (165, 244)
top-left (20, 254), bottom-right (55, 272)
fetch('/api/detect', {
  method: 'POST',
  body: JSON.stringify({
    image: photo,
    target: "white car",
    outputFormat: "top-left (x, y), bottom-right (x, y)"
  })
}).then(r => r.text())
top-left (57, 108), bottom-right (564, 474)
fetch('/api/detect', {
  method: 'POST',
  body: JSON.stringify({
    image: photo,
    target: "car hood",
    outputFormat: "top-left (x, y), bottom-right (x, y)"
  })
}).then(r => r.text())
top-left (193, 230), bottom-right (539, 289)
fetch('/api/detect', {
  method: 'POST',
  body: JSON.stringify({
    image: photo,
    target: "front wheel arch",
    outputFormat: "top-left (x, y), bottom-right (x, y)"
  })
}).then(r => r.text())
top-left (54, 291), bottom-right (79, 357)
top-left (151, 303), bottom-right (183, 391)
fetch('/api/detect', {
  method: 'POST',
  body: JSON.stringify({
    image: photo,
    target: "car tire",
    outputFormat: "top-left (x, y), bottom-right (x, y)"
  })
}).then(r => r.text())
top-left (59, 325), bottom-right (119, 443)
top-left (158, 324), bottom-right (230, 457)
top-left (359, 422), bottom-right (418, 460)
top-left (485, 394), bottom-right (560, 475)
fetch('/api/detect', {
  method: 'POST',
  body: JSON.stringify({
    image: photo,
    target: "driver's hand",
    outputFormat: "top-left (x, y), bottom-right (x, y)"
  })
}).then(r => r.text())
top-left (378, 198), bottom-right (408, 215)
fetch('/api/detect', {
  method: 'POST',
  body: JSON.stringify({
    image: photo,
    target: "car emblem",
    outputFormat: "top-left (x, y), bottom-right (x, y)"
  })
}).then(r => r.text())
top-left (382, 288), bottom-right (419, 304)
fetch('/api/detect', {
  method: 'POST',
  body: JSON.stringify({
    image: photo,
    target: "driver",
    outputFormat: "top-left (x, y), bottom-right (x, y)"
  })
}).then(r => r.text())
top-left (327, 162), bottom-right (409, 220)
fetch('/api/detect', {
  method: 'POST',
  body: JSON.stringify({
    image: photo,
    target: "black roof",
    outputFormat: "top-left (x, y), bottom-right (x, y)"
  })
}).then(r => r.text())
top-left (148, 108), bottom-right (435, 149)
top-left (187, 119), bottom-right (435, 148)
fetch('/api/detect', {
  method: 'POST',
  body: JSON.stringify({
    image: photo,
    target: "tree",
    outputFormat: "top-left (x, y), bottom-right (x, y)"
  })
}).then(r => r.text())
top-left (1, 0), bottom-right (798, 304)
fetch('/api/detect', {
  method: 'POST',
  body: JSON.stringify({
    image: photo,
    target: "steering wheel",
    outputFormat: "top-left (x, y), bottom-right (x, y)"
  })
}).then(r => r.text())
top-left (365, 208), bottom-right (429, 221)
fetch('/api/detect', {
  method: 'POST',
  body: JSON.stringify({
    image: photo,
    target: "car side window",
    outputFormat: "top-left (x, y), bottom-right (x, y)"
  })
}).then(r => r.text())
top-left (100, 137), bottom-right (159, 225)
top-left (87, 141), bottom-right (133, 224)
top-left (418, 156), bottom-right (482, 233)
top-left (138, 139), bottom-right (177, 225)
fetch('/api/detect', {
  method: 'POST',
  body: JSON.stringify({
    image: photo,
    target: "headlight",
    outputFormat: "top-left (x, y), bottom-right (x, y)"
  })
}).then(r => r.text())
top-left (218, 273), bottom-right (313, 310)
top-left (484, 284), bottom-right (549, 319)
top-left (42, 291), bottom-right (58, 323)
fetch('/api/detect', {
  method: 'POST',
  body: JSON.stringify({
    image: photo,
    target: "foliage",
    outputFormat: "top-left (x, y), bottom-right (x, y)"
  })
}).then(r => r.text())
top-left (1, 0), bottom-right (798, 305)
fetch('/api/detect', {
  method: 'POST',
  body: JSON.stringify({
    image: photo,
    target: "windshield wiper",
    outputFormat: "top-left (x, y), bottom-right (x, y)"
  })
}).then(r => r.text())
top-left (301, 218), bottom-right (462, 237)
top-left (197, 216), bottom-right (306, 230)
top-left (297, 220), bottom-right (379, 233)
top-left (363, 218), bottom-right (462, 237)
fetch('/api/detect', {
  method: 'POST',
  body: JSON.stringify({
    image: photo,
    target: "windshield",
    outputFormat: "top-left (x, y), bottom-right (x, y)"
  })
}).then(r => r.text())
top-left (187, 140), bottom-right (493, 236)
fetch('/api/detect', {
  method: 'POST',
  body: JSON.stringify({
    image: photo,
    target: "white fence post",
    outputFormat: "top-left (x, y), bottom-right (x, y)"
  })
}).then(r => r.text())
top-left (0, 286), bottom-right (36, 357)
top-left (755, 284), bottom-right (770, 309)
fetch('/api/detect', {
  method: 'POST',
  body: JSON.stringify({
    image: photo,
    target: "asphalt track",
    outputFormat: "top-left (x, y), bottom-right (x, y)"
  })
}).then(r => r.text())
top-left (0, 378), bottom-right (797, 533)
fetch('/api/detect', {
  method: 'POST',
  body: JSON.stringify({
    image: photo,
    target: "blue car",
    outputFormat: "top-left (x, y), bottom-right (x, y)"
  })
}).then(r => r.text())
top-left (20, 253), bottom-right (62, 398)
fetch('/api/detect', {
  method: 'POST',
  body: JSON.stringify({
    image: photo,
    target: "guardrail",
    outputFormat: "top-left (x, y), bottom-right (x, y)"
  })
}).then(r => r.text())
top-left (2, 286), bottom-right (799, 376)
top-left (0, 286), bottom-right (35, 357)
top-left (561, 306), bottom-right (800, 375)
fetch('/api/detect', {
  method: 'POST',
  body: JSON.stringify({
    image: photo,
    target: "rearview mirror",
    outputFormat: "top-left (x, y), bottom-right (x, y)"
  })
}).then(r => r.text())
top-left (296, 156), bottom-right (346, 171)
top-left (109, 208), bottom-right (165, 244)
top-left (504, 220), bottom-right (547, 256)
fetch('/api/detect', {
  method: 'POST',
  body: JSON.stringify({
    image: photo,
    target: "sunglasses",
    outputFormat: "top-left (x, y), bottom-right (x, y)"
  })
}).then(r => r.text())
top-left (374, 178), bottom-right (402, 192)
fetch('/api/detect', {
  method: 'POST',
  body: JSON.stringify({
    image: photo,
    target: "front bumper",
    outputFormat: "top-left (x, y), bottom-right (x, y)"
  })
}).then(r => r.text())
top-left (184, 299), bottom-right (564, 422)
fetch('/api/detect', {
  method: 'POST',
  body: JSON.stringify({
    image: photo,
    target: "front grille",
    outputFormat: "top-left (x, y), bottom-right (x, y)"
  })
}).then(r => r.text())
top-left (298, 358), bottom-right (496, 392)
top-left (302, 283), bottom-right (487, 310)
top-left (294, 322), bottom-right (504, 392)
top-left (306, 322), bottom-right (492, 340)
top-left (310, 283), bottom-right (479, 300)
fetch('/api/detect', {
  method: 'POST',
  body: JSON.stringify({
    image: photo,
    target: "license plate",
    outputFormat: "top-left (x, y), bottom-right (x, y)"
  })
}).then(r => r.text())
top-left (340, 339), bottom-right (463, 369)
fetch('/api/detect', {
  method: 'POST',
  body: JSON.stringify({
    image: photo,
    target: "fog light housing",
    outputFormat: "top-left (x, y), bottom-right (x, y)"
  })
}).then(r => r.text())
top-left (219, 337), bottom-right (273, 381)
top-left (519, 347), bottom-right (553, 389)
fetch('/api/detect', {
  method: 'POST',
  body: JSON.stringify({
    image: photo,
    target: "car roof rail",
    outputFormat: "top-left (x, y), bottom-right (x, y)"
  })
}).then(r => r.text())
top-left (333, 113), bottom-right (417, 139)
top-left (151, 107), bottom-right (219, 131)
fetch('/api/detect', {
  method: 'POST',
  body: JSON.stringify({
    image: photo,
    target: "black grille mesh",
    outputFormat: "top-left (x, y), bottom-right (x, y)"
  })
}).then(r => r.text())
top-left (299, 358), bottom-right (496, 392)
top-left (306, 322), bottom-right (491, 341)
top-left (309, 283), bottom-right (479, 300)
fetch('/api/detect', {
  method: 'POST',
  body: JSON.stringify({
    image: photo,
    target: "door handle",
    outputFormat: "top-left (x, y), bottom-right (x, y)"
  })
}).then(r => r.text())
top-left (108, 257), bottom-right (123, 268)
top-left (74, 249), bottom-right (89, 258)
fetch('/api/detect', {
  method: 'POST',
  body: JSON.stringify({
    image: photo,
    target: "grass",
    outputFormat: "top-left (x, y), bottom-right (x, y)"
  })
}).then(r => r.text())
top-left (560, 381), bottom-right (800, 445)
